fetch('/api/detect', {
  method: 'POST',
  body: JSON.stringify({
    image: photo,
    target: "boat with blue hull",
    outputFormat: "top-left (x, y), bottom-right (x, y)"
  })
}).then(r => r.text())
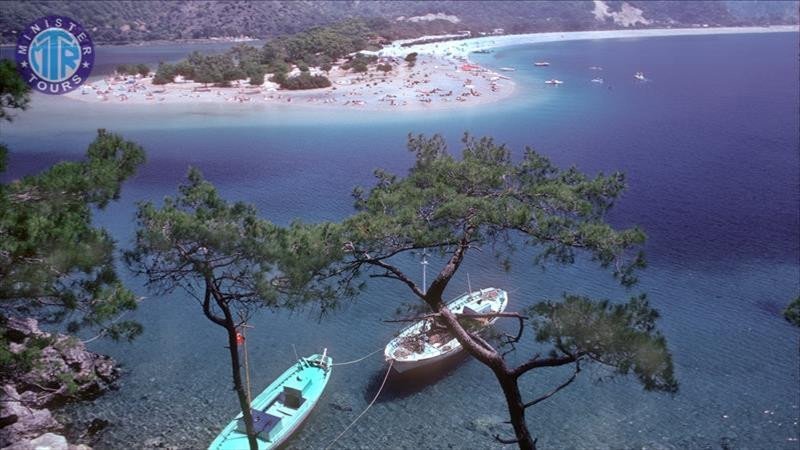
top-left (209, 352), bottom-right (332, 450)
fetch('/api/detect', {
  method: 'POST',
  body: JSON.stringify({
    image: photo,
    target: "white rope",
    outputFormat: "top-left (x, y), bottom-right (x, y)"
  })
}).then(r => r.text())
top-left (325, 360), bottom-right (394, 449)
top-left (331, 348), bottom-right (383, 366)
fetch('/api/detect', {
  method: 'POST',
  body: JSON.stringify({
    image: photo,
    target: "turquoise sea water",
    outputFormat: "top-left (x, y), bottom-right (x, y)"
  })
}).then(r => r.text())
top-left (1, 32), bottom-right (799, 449)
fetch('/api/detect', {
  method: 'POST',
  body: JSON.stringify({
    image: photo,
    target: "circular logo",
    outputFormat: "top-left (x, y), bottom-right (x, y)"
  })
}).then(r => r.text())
top-left (15, 15), bottom-right (94, 95)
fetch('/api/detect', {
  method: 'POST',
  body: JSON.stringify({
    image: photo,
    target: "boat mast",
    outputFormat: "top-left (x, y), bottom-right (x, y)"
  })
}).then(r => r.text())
top-left (421, 251), bottom-right (429, 295)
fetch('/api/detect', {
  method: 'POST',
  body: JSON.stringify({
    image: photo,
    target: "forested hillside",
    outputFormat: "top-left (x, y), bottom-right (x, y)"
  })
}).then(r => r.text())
top-left (1, 0), bottom-right (797, 44)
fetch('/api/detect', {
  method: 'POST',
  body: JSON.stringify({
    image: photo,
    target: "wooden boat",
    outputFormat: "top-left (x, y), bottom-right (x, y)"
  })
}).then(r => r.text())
top-left (385, 288), bottom-right (508, 373)
top-left (208, 352), bottom-right (332, 450)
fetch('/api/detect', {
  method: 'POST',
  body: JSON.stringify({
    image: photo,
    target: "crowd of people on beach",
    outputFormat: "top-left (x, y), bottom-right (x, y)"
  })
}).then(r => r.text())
top-left (72, 52), bottom-right (511, 111)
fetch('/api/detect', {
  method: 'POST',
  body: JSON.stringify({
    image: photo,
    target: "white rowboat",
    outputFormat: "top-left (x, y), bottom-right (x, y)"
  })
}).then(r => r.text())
top-left (385, 288), bottom-right (508, 373)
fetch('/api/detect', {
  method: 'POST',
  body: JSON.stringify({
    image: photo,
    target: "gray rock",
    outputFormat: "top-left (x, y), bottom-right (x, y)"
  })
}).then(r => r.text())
top-left (0, 385), bottom-right (62, 447)
top-left (1, 317), bottom-right (120, 447)
top-left (3, 432), bottom-right (68, 450)
top-left (4, 316), bottom-right (120, 408)
top-left (143, 437), bottom-right (166, 448)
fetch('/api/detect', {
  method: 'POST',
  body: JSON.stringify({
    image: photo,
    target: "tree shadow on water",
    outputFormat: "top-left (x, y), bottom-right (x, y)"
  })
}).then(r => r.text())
top-left (362, 352), bottom-right (472, 403)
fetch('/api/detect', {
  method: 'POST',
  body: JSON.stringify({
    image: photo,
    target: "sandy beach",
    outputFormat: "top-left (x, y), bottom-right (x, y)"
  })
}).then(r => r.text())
top-left (65, 53), bottom-right (515, 112)
top-left (63, 25), bottom-right (796, 112)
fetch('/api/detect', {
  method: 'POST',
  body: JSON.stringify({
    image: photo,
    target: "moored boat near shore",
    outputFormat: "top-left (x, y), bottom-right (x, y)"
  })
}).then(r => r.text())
top-left (208, 352), bottom-right (332, 450)
top-left (385, 288), bottom-right (508, 373)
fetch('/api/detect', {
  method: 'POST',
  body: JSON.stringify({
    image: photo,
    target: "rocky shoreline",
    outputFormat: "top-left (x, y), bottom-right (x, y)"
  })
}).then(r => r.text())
top-left (1, 317), bottom-right (120, 449)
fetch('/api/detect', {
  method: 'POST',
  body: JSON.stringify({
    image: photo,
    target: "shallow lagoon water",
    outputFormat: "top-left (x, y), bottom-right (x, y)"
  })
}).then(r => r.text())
top-left (2, 32), bottom-right (799, 449)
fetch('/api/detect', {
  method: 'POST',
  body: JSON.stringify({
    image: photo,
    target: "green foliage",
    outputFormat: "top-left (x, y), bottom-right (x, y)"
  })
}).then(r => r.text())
top-left (341, 133), bottom-right (646, 287)
top-left (0, 58), bottom-right (31, 121)
top-left (152, 62), bottom-right (175, 85)
top-left (127, 168), bottom-right (282, 306)
top-left (136, 63), bottom-right (150, 77)
top-left (116, 63), bottom-right (150, 77)
top-left (0, 331), bottom-right (51, 379)
top-left (143, 18), bottom-right (378, 90)
top-left (784, 296), bottom-right (800, 327)
top-left (277, 73), bottom-right (332, 90)
top-left (341, 54), bottom-right (377, 73)
top-left (377, 63), bottom-right (393, 73)
top-left (172, 61), bottom-right (194, 79)
top-left (264, 18), bottom-right (376, 67)
top-left (247, 68), bottom-right (265, 86)
top-left (404, 52), bottom-right (418, 63)
top-left (531, 294), bottom-right (678, 393)
top-left (57, 371), bottom-right (80, 396)
top-left (0, 130), bottom-right (145, 338)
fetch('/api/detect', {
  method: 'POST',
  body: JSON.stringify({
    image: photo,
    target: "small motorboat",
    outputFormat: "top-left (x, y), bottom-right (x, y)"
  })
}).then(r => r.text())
top-left (634, 71), bottom-right (646, 81)
top-left (591, 77), bottom-right (604, 83)
top-left (209, 352), bottom-right (332, 450)
top-left (544, 79), bottom-right (564, 85)
top-left (589, 66), bottom-right (603, 70)
top-left (534, 61), bottom-right (550, 67)
top-left (385, 288), bottom-right (508, 373)
top-left (499, 67), bottom-right (516, 72)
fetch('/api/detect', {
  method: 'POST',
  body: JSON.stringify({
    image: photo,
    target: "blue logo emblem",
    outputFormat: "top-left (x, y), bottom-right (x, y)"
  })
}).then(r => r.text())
top-left (15, 15), bottom-right (94, 95)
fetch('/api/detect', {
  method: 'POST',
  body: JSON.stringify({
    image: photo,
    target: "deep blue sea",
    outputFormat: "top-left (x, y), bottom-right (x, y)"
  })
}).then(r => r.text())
top-left (1, 32), bottom-right (798, 449)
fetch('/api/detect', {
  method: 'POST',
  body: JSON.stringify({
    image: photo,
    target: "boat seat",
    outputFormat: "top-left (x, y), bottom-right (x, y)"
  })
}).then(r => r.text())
top-left (282, 385), bottom-right (307, 409)
top-left (463, 303), bottom-right (491, 316)
top-left (237, 409), bottom-right (282, 440)
top-left (282, 376), bottom-right (310, 408)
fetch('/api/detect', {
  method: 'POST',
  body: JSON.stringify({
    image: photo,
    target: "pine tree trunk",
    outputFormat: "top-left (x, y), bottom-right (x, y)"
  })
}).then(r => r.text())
top-left (434, 302), bottom-right (537, 449)
top-left (495, 370), bottom-right (536, 450)
top-left (223, 315), bottom-right (258, 450)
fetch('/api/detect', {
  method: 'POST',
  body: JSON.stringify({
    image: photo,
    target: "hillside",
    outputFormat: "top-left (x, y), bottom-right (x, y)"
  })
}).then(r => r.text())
top-left (1, 0), bottom-right (797, 45)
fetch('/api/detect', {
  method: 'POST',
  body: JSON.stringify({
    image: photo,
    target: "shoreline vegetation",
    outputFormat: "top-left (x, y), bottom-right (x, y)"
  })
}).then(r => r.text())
top-left (62, 24), bottom-right (796, 112)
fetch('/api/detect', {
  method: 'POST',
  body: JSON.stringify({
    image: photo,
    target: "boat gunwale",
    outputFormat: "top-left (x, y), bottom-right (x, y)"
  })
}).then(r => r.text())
top-left (385, 288), bottom-right (508, 363)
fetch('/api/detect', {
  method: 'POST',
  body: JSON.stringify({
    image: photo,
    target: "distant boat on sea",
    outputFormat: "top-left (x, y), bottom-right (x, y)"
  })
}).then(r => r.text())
top-left (591, 77), bottom-right (604, 83)
top-left (635, 71), bottom-right (646, 81)
top-left (209, 352), bottom-right (332, 450)
top-left (384, 288), bottom-right (508, 373)
top-left (589, 66), bottom-right (603, 70)
top-left (473, 49), bottom-right (492, 54)
top-left (545, 79), bottom-right (564, 85)
top-left (534, 61), bottom-right (550, 67)
top-left (499, 67), bottom-right (516, 72)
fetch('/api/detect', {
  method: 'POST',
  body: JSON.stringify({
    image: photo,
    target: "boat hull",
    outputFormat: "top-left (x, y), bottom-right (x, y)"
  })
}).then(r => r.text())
top-left (385, 288), bottom-right (508, 373)
top-left (391, 346), bottom-right (463, 373)
top-left (208, 354), bottom-right (332, 450)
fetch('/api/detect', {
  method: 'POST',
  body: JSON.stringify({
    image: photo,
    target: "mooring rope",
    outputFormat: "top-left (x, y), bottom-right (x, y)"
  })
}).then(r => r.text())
top-left (325, 360), bottom-right (394, 449)
top-left (331, 348), bottom-right (383, 366)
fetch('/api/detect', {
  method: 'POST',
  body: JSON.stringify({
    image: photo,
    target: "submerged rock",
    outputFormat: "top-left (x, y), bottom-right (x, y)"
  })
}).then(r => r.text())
top-left (465, 414), bottom-right (507, 438)
top-left (328, 392), bottom-right (355, 412)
